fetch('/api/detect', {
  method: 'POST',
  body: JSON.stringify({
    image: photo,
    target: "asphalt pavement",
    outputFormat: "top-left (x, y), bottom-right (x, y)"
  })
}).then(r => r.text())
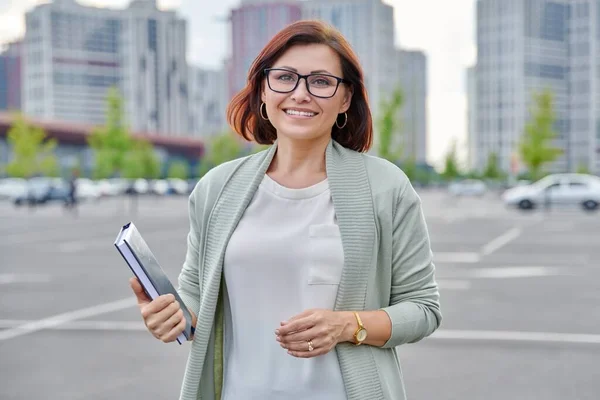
top-left (1, 191), bottom-right (599, 400)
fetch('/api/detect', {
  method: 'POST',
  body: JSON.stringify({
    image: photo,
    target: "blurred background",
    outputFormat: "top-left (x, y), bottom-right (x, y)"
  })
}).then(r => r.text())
top-left (1, 0), bottom-right (599, 399)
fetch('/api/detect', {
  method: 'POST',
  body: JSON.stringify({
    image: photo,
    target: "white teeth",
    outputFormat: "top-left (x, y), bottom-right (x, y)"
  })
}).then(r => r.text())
top-left (285, 109), bottom-right (315, 117)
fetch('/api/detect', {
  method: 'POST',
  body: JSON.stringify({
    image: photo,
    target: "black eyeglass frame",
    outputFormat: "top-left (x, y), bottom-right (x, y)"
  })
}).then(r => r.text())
top-left (263, 68), bottom-right (350, 99)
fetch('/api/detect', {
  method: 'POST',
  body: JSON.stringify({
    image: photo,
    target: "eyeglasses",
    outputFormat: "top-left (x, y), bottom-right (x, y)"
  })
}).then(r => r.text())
top-left (264, 68), bottom-right (349, 99)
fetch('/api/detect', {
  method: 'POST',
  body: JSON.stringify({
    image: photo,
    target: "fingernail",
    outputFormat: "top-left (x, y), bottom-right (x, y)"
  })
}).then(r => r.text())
top-left (275, 329), bottom-right (280, 335)
top-left (280, 343), bottom-right (286, 349)
top-left (276, 336), bottom-right (281, 342)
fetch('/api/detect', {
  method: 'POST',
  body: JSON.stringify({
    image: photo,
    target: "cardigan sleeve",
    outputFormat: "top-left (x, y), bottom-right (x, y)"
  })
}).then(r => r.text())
top-left (380, 180), bottom-right (442, 348)
top-left (177, 185), bottom-right (203, 320)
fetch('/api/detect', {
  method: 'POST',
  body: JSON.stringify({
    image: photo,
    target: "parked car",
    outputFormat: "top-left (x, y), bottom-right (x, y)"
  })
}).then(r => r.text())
top-left (75, 178), bottom-right (101, 201)
top-left (448, 179), bottom-right (487, 196)
top-left (13, 178), bottom-right (69, 206)
top-left (0, 178), bottom-right (28, 200)
top-left (150, 179), bottom-right (169, 196)
top-left (501, 173), bottom-right (600, 211)
top-left (167, 178), bottom-right (189, 195)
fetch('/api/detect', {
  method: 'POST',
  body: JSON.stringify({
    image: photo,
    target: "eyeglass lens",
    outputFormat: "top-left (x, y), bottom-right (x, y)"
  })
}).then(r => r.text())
top-left (267, 70), bottom-right (340, 98)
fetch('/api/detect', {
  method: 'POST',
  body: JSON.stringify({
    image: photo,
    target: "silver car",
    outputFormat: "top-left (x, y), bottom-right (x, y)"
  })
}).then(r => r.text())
top-left (502, 173), bottom-right (600, 211)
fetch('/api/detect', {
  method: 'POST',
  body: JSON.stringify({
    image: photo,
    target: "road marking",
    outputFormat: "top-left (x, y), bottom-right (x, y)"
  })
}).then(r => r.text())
top-left (58, 240), bottom-right (108, 253)
top-left (480, 227), bottom-right (522, 256)
top-left (437, 279), bottom-right (471, 290)
top-left (0, 273), bottom-right (52, 285)
top-left (431, 329), bottom-right (600, 345)
top-left (469, 266), bottom-right (567, 279)
top-left (2, 321), bottom-right (599, 347)
top-left (0, 297), bottom-right (136, 341)
top-left (434, 252), bottom-right (480, 264)
top-left (0, 319), bottom-right (145, 331)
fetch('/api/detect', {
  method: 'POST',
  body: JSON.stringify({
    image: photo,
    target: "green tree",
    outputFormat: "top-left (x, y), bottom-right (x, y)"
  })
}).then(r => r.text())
top-left (198, 132), bottom-right (243, 177)
top-left (6, 114), bottom-right (59, 178)
top-left (576, 162), bottom-right (590, 174)
top-left (377, 87), bottom-right (404, 163)
top-left (88, 87), bottom-right (133, 179)
top-left (441, 139), bottom-right (461, 181)
top-left (482, 152), bottom-right (504, 180)
top-left (415, 167), bottom-right (433, 185)
top-left (518, 89), bottom-right (563, 181)
top-left (167, 160), bottom-right (189, 180)
top-left (465, 170), bottom-right (481, 179)
top-left (122, 139), bottom-right (160, 179)
top-left (402, 156), bottom-right (417, 183)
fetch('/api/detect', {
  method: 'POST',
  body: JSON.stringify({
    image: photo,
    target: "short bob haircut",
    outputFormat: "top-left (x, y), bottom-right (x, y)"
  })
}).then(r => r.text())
top-left (227, 20), bottom-right (373, 153)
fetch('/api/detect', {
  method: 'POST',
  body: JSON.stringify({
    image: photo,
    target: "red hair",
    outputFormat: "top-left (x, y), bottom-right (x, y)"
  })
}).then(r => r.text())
top-left (226, 20), bottom-right (373, 153)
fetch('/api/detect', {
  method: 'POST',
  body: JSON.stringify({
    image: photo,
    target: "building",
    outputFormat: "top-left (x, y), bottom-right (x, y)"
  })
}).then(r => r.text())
top-left (466, 65), bottom-right (477, 170)
top-left (302, 0), bottom-right (397, 151)
top-left (188, 66), bottom-right (229, 139)
top-left (22, 0), bottom-right (188, 136)
top-left (474, 0), bottom-right (600, 174)
top-left (397, 50), bottom-right (428, 163)
top-left (121, 0), bottom-right (189, 136)
top-left (229, 1), bottom-right (302, 98)
top-left (0, 41), bottom-right (23, 112)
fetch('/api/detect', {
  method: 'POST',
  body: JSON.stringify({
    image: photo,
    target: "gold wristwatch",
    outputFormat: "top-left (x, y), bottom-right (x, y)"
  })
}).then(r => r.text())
top-left (352, 312), bottom-right (368, 345)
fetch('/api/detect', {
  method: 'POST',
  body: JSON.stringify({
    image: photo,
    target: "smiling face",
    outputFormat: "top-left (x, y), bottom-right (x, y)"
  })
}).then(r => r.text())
top-left (261, 44), bottom-right (353, 144)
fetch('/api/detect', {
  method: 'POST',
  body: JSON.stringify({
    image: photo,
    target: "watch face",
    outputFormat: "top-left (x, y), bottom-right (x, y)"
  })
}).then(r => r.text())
top-left (356, 328), bottom-right (368, 342)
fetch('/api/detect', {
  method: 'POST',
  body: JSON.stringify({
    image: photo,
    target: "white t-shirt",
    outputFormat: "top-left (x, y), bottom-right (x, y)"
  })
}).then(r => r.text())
top-left (221, 174), bottom-right (347, 400)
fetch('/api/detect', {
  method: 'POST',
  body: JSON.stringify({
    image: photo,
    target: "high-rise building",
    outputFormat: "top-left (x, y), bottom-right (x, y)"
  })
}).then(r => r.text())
top-left (398, 50), bottom-right (428, 163)
top-left (467, 65), bottom-right (477, 170)
top-left (0, 41), bottom-right (23, 112)
top-left (121, 0), bottom-right (189, 135)
top-left (301, 0), bottom-right (396, 110)
top-left (474, 0), bottom-right (600, 174)
top-left (302, 0), bottom-right (397, 150)
top-left (229, 1), bottom-right (301, 98)
top-left (22, 0), bottom-right (189, 135)
top-left (188, 66), bottom-right (228, 139)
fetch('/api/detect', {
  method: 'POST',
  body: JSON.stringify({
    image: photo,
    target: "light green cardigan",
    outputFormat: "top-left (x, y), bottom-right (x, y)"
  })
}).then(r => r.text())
top-left (176, 139), bottom-right (442, 400)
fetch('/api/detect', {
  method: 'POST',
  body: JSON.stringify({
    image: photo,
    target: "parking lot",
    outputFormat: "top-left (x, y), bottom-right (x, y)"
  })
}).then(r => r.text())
top-left (1, 190), bottom-right (599, 400)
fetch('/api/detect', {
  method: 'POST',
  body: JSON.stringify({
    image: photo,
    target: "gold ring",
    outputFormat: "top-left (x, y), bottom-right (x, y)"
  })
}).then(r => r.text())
top-left (307, 340), bottom-right (314, 351)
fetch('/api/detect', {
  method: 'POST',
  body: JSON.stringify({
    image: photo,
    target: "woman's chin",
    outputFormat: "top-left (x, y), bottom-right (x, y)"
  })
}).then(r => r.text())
top-left (275, 124), bottom-right (330, 142)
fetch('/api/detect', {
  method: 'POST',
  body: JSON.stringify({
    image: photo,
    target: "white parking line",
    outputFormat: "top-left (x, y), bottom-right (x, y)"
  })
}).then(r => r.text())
top-left (434, 252), bottom-right (480, 264)
top-left (0, 319), bottom-right (145, 331)
top-left (469, 266), bottom-right (567, 279)
top-left (437, 279), bottom-right (472, 290)
top-left (431, 329), bottom-right (600, 345)
top-left (0, 273), bottom-right (52, 285)
top-left (0, 297), bottom-right (136, 341)
top-left (2, 319), bottom-right (599, 346)
top-left (480, 227), bottom-right (522, 256)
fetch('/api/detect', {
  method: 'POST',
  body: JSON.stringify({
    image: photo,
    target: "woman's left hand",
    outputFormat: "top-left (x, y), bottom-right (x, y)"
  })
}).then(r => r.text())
top-left (275, 309), bottom-right (351, 358)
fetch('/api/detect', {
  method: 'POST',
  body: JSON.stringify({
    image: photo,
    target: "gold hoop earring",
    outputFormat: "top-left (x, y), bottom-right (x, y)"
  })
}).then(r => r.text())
top-left (335, 112), bottom-right (347, 129)
top-left (260, 102), bottom-right (269, 120)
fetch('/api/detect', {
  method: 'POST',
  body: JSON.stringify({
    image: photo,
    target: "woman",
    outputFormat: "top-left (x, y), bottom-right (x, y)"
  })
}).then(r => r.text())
top-left (130, 20), bottom-right (441, 400)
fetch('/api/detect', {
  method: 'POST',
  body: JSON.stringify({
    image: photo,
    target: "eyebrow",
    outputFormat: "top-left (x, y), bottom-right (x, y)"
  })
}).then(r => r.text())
top-left (276, 66), bottom-right (336, 75)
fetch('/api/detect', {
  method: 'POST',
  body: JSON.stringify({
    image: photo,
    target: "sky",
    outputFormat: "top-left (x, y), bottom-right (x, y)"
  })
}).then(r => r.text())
top-left (0, 0), bottom-right (477, 167)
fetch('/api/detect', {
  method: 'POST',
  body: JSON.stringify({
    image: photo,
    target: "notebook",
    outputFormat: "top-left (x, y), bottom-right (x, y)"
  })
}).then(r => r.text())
top-left (114, 222), bottom-right (193, 345)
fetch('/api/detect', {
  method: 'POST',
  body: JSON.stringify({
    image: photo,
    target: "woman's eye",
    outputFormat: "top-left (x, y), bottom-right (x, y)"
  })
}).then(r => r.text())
top-left (277, 74), bottom-right (296, 81)
top-left (310, 77), bottom-right (333, 86)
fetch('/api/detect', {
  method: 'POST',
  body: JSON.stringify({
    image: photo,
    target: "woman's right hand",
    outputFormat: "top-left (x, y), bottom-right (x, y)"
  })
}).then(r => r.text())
top-left (129, 277), bottom-right (190, 343)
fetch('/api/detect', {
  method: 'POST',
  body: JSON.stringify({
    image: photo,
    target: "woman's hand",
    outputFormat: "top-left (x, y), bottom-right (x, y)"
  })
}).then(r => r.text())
top-left (130, 277), bottom-right (191, 343)
top-left (275, 309), bottom-right (354, 358)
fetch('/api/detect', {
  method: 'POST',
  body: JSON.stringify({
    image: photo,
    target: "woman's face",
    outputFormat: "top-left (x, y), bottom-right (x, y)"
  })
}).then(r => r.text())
top-left (261, 44), bottom-right (352, 144)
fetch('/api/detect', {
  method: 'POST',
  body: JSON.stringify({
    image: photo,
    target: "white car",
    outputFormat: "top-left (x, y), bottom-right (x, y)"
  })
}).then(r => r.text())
top-left (502, 173), bottom-right (600, 211)
top-left (448, 179), bottom-right (487, 196)
top-left (0, 178), bottom-right (28, 200)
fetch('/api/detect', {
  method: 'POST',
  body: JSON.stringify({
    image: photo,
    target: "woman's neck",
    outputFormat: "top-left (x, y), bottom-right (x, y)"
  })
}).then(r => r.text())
top-left (267, 135), bottom-right (329, 188)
